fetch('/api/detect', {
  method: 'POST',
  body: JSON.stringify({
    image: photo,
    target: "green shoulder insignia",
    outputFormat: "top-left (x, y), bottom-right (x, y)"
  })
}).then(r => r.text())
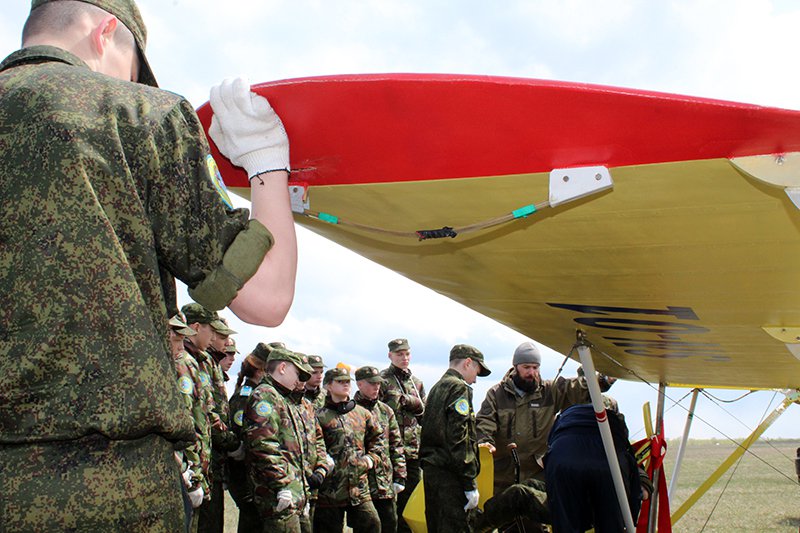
top-left (206, 154), bottom-right (233, 209)
top-left (255, 400), bottom-right (273, 418)
top-left (454, 398), bottom-right (470, 416)
top-left (178, 375), bottom-right (193, 395)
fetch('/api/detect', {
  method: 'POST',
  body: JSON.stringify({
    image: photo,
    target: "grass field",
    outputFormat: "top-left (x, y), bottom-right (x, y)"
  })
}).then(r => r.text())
top-left (222, 439), bottom-right (800, 532)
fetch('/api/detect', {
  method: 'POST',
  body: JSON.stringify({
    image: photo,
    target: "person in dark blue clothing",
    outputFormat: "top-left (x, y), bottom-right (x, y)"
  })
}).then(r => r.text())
top-left (544, 402), bottom-right (642, 533)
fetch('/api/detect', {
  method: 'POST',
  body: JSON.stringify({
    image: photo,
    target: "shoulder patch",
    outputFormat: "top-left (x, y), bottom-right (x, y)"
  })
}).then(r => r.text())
top-left (199, 371), bottom-right (211, 388)
top-left (255, 400), bottom-right (273, 417)
top-left (454, 398), bottom-right (470, 416)
top-left (234, 410), bottom-right (244, 426)
top-left (206, 154), bottom-right (233, 209)
top-left (178, 375), bottom-right (193, 395)
top-left (241, 385), bottom-right (253, 397)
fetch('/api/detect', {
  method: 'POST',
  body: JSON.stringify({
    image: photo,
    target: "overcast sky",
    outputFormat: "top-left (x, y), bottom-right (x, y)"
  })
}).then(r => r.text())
top-left (4, 1), bottom-right (800, 449)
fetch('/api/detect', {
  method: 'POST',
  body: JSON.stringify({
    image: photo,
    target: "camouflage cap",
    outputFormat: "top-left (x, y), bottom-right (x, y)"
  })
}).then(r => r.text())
top-left (181, 303), bottom-right (217, 325)
top-left (323, 366), bottom-right (353, 385)
top-left (210, 319), bottom-right (237, 336)
top-left (252, 342), bottom-right (271, 363)
top-left (168, 313), bottom-right (196, 336)
top-left (306, 355), bottom-right (325, 369)
top-left (355, 366), bottom-right (383, 383)
top-left (267, 347), bottom-right (312, 381)
top-left (449, 344), bottom-right (491, 377)
top-left (224, 339), bottom-right (239, 355)
top-left (388, 338), bottom-right (410, 352)
top-left (30, 0), bottom-right (158, 87)
top-left (269, 341), bottom-right (287, 350)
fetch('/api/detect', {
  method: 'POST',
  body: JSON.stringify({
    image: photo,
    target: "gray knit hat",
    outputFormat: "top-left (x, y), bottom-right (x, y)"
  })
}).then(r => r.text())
top-left (513, 342), bottom-right (541, 366)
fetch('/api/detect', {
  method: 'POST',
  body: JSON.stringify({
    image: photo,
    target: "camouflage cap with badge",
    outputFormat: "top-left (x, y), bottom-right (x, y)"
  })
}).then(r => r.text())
top-left (388, 338), bottom-right (410, 352)
top-left (323, 365), bottom-right (354, 385)
top-left (169, 313), bottom-right (196, 336)
top-left (181, 302), bottom-right (217, 325)
top-left (251, 342), bottom-right (271, 364)
top-left (449, 344), bottom-right (492, 377)
top-left (267, 347), bottom-right (313, 381)
top-left (224, 338), bottom-right (239, 355)
top-left (306, 355), bottom-right (325, 369)
top-left (355, 366), bottom-right (383, 384)
top-left (30, 0), bottom-right (159, 87)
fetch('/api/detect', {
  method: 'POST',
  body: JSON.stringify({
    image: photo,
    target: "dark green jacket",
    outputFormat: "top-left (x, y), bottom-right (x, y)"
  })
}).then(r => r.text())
top-left (419, 368), bottom-right (479, 491)
top-left (380, 365), bottom-right (426, 460)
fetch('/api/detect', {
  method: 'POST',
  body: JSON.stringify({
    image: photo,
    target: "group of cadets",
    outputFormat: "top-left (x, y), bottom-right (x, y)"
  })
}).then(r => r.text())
top-left (168, 303), bottom-right (425, 533)
top-left (169, 302), bottom-right (637, 533)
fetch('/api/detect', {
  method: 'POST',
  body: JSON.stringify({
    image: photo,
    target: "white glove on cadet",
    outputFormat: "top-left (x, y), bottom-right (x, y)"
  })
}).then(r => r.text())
top-left (276, 489), bottom-right (294, 512)
top-left (208, 77), bottom-right (290, 178)
top-left (188, 486), bottom-right (204, 509)
top-left (363, 455), bottom-right (374, 470)
top-left (464, 489), bottom-right (480, 511)
top-left (393, 482), bottom-right (405, 494)
top-left (181, 467), bottom-right (193, 488)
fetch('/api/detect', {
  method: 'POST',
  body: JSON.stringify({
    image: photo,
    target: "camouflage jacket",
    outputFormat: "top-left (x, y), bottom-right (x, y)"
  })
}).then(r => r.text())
top-left (475, 369), bottom-right (590, 488)
top-left (174, 350), bottom-right (212, 494)
top-left (227, 377), bottom-right (258, 505)
top-left (420, 369), bottom-right (479, 491)
top-left (316, 397), bottom-right (383, 507)
top-left (304, 386), bottom-right (326, 410)
top-left (0, 46), bottom-right (272, 444)
top-left (380, 365), bottom-right (426, 460)
top-left (354, 392), bottom-right (407, 499)
top-left (292, 393), bottom-right (331, 500)
top-left (244, 376), bottom-right (308, 518)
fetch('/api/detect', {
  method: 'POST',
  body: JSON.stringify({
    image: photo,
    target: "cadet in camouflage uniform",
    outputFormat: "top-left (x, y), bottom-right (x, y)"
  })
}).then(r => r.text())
top-left (201, 313), bottom-right (240, 533)
top-left (228, 343), bottom-right (269, 533)
top-left (304, 354), bottom-right (327, 409)
top-left (475, 342), bottom-right (614, 530)
top-left (0, 0), bottom-right (298, 529)
top-left (420, 344), bottom-right (492, 533)
top-left (290, 353), bottom-right (333, 533)
top-left (169, 313), bottom-right (212, 532)
top-left (355, 366), bottom-right (408, 533)
top-left (315, 367), bottom-right (383, 533)
top-left (380, 338), bottom-right (426, 533)
top-left (244, 348), bottom-right (314, 532)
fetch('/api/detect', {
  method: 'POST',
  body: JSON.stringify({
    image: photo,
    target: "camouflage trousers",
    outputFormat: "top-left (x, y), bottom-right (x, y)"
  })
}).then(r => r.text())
top-left (373, 497), bottom-right (398, 533)
top-left (422, 465), bottom-right (475, 533)
top-left (314, 500), bottom-right (380, 533)
top-left (0, 433), bottom-right (185, 532)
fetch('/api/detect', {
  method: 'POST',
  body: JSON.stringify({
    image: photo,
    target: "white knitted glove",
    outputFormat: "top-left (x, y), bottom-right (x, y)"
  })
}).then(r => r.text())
top-left (181, 467), bottom-right (193, 488)
top-left (188, 486), bottom-right (204, 508)
top-left (208, 77), bottom-right (289, 177)
top-left (464, 489), bottom-right (479, 511)
top-left (276, 489), bottom-right (294, 512)
top-left (393, 482), bottom-right (405, 494)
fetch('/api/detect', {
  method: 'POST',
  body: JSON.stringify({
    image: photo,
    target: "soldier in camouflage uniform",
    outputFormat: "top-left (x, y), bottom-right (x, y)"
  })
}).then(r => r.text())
top-left (244, 348), bottom-right (314, 532)
top-left (420, 344), bottom-right (492, 533)
top-left (290, 353), bottom-right (334, 533)
top-left (229, 343), bottom-right (269, 532)
top-left (202, 313), bottom-right (240, 533)
top-left (304, 354), bottom-right (327, 409)
top-left (315, 367), bottom-right (383, 533)
top-left (380, 338), bottom-right (426, 533)
top-left (0, 0), bottom-right (298, 529)
top-left (169, 313), bottom-right (212, 533)
top-left (355, 366), bottom-right (408, 533)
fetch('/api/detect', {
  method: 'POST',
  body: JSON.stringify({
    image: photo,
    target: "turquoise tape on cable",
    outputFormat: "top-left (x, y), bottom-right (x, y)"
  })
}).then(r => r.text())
top-left (319, 212), bottom-right (339, 224)
top-left (512, 205), bottom-right (537, 219)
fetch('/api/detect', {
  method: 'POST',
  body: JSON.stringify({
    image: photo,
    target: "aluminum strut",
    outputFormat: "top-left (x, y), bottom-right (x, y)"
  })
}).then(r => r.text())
top-left (668, 388), bottom-right (699, 499)
top-left (575, 331), bottom-right (636, 532)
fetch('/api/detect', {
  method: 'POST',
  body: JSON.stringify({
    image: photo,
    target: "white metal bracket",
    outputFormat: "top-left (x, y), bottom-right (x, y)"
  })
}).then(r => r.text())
top-left (549, 166), bottom-right (613, 207)
top-left (729, 153), bottom-right (800, 210)
top-left (288, 184), bottom-right (309, 214)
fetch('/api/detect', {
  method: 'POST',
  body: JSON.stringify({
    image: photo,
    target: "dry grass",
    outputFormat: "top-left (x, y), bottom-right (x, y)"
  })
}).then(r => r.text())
top-left (221, 439), bottom-right (800, 532)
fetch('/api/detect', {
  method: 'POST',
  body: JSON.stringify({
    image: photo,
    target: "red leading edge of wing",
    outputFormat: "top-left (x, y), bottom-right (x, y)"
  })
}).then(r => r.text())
top-left (195, 73), bottom-right (800, 190)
